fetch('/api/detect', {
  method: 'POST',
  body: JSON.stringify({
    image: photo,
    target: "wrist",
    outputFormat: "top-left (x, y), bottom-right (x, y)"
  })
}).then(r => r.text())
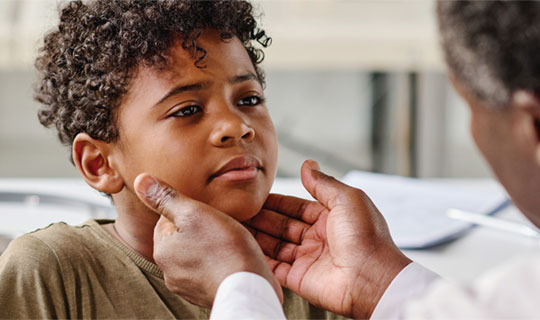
top-left (240, 259), bottom-right (283, 304)
top-left (224, 240), bottom-right (283, 304)
top-left (350, 246), bottom-right (412, 318)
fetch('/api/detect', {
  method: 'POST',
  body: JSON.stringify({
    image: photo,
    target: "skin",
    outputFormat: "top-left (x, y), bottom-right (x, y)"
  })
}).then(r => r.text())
top-left (134, 174), bottom-right (283, 308)
top-left (144, 158), bottom-right (410, 318)
top-left (452, 77), bottom-right (540, 227)
top-left (245, 160), bottom-right (411, 318)
top-left (72, 29), bottom-right (278, 263)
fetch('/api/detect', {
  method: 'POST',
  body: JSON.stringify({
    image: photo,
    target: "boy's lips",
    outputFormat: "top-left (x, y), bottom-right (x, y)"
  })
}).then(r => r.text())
top-left (211, 155), bottom-right (263, 182)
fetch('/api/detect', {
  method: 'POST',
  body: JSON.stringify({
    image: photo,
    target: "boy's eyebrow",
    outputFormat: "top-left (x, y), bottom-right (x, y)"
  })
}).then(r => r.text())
top-left (230, 73), bottom-right (260, 84)
top-left (154, 82), bottom-right (208, 106)
top-left (154, 73), bottom-right (259, 107)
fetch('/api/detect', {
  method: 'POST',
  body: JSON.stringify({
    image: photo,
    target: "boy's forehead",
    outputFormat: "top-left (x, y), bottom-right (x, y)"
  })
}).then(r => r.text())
top-left (122, 32), bottom-right (257, 107)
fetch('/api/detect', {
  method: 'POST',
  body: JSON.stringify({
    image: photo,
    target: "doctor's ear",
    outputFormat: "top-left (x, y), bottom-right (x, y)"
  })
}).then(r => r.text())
top-left (512, 90), bottom-right (540, 166)
top-left (72, 133), bottom-right (124, 194)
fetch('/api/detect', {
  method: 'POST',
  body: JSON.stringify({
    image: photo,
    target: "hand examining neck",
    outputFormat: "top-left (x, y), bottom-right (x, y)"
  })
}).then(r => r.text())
top-left (133, 174), bottom-right (283, 308)
top-left (245, 160), bottom-right (411, 318)
top-left (116, 160), bottom-right (412, 318)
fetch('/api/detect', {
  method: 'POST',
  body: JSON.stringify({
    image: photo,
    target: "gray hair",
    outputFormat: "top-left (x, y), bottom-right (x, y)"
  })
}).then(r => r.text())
top-left (437, 1), bottom-right (540, 108)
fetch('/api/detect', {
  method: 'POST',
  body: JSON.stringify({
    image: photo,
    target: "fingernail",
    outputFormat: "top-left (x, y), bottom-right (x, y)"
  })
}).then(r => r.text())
top-left (137, 175), bottom-right (159, 197)
top-left (306, 160), bottom-right (321, 171)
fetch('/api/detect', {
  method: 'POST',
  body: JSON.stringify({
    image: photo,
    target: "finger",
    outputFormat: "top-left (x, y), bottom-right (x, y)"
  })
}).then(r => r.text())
top-left (246, 225), bottom-right (299, 263)
top-left (264, 194), bottom-right (326, 225)
top-left (300, 159), bottom-right (355, 210)
top-left (253, 231), bottom-right (299, 263)
top-left (134, 173), bottom-right (212, 227)
top-left (265, 256), bottom-right (293, 289)
top-left (244, 225), bottom-right (258, 237)
top-left (246, 209), bottom-right (310, 244)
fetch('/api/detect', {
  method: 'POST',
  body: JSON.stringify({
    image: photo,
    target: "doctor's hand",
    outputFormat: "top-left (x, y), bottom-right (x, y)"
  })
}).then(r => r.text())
top-left (245, 160), bottom-right (412, 319)
top-left (133, 174), bottom-right (283, 309)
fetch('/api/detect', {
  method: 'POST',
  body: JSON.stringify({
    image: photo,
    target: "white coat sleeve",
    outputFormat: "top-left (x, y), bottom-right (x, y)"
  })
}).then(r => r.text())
top-left (210, 272), bottom-right (286, 320)
top-left (403, 254), bottom-right (540, 319)
top-left (371, 262), bottom-right (441, 319)
top-left (375, 255), bottom-right (540, 319)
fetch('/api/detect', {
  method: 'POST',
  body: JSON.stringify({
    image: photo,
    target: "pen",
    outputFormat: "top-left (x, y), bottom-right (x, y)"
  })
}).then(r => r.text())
top-left (447, 208), bottom-right (540, 239)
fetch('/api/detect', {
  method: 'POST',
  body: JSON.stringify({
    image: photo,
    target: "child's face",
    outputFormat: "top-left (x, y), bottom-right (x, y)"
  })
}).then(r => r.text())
top-left (111, 30), bottom-right (278, 221)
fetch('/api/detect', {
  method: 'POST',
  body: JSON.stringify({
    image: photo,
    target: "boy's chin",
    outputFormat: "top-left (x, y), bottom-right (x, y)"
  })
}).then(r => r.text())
top-left (215, 201), bottom-right (263, 222)
top-left (223, 207), bottom-right (260, 222)
top-left (208, 189), bottom-right (270, 222)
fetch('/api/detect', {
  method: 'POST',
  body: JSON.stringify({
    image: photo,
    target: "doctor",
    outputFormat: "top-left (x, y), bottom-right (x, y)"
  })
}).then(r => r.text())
top-left (136, 1), bottom-right (540, 318)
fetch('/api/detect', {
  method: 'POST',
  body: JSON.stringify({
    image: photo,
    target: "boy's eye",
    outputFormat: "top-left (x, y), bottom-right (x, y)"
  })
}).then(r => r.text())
top-left (170, 105), bottom-right (202, 118)
top-left (237, 95), bottom-right (264, 107)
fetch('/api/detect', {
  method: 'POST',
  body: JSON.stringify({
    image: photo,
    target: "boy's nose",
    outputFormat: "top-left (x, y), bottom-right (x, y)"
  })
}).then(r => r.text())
top-left (210, 113), bottom-right (255, 147)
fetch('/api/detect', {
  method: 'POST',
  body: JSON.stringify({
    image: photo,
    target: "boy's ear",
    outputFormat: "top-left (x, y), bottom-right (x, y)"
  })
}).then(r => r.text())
top-left (512, 90), bottom-right (540, 167)
top-left (72, 133), bottom-right (124, 194)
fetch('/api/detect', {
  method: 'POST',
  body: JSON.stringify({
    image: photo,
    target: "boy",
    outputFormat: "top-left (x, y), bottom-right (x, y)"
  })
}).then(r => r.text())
top-left (0, 1), bottom-right (343, 319)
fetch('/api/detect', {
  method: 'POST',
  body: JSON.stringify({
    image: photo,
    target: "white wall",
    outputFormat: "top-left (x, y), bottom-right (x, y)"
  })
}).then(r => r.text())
top-left (0, 71), bottom-right (77, 177)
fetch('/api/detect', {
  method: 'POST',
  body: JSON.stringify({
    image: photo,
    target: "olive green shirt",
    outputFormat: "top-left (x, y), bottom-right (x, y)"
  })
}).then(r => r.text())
top-left (0, 220), bottom-right (345, 319)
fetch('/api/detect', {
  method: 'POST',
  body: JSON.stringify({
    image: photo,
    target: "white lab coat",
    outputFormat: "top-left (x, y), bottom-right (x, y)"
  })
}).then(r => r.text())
top-left (211, 272), bottom-right (286, 320)
top-left (210, 254), bottom-right (540, 319)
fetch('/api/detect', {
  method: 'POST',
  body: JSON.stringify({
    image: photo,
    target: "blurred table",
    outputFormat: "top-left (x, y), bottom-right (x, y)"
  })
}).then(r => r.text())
top-left (0, 178), bottom-right (114, 240)
top-left (402, 204), bottom-right (540, 283)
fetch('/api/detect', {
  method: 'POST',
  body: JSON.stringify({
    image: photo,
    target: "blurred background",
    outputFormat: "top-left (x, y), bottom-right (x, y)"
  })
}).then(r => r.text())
top-left (0, 0), bottom-right (493, 180)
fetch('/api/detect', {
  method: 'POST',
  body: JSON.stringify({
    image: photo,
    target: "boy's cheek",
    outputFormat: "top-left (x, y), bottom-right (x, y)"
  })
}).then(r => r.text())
top-left (262, 120), bottom-right (279, 173)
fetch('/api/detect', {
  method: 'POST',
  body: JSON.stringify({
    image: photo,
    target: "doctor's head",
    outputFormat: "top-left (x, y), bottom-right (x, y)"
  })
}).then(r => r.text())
top-left (437, 1), bottom-right (540, 226)
top-left (34, 0), bottom-right (278, 222)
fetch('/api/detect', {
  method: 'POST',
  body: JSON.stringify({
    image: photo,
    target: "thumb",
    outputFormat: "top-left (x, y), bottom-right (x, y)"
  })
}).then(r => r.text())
top-left (300, 160), bottom-right (353, 209)
top-left (154, 214), bottom-right (177, 238)
top-left (134, 173), bottom-right (208, 227)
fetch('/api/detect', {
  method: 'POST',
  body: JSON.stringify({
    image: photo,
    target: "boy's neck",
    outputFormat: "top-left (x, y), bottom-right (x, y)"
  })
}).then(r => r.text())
top-left (104, 193), bottom-right (160, 263)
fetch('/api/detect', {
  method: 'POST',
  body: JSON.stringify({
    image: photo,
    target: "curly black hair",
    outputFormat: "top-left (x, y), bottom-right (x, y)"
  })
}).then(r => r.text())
top-left (437, 1), bottom-right (540, 108)
top-left (35, 0), bottom-right (271, 148)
